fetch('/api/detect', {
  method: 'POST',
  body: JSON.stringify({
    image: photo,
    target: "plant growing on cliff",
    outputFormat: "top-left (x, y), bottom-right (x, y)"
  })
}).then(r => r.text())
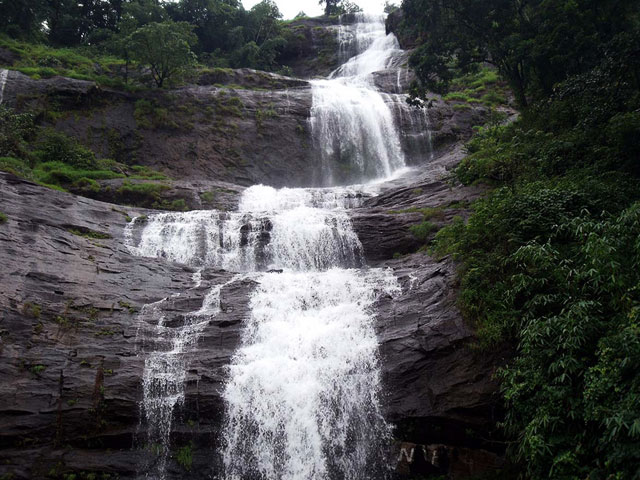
top-left (128, 21), bottom-right (197, 88)
top-left (0, 107), bottom-right (35, 160)
top-left (175, 443), bottom-right (193, 471)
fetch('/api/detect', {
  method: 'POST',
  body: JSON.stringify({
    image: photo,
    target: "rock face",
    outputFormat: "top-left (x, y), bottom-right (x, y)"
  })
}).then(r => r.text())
top-left (0, 19), bottom-right (509, 479)
top-left (0, 173), bottom-right (253, 479)
top-left (2, 69), bottom-right (487, 193)
top-left (0, 143), bottom-right (506, 479)
top-left (278, 16), bottom-right (343, 78)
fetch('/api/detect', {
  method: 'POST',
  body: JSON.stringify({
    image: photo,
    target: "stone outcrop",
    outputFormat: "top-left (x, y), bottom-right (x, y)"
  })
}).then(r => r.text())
top-left (1, 68), bottom-right (488, 195)
top-left (0, 173), bottom-right (253, 479)
top-left (279, 16), bottom-right (343, 78)
top-left (0, 25), bottom-right (511, 478)
top-left (0, 139), bottom-right (506, 479)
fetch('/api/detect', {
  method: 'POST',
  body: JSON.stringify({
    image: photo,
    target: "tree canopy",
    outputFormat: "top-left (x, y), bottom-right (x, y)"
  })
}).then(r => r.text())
top-left (128, 21), bottom-right (197, 87)
top-left (0, 0), bottom-right (293, 73)
top-left (399, 0), bottom-right (640, 107)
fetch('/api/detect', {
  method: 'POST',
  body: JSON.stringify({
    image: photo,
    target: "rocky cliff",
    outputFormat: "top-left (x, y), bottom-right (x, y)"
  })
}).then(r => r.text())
top-left (0, 18), bottom-right (509, 480)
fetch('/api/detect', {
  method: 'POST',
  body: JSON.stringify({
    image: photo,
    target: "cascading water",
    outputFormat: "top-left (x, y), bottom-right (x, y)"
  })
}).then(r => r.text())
top-left (125, 12), bottom-right (418, 480)
top-left (137, 280), bottom-right (238, 478)
top-left (222, 269), bottom-right (399, 480)
top-left (310, 13), bottom-right (406, 185)
top-left (0, 69), bottom-right (9, 105)
top-left (127, 186), bottom-right (400, 479)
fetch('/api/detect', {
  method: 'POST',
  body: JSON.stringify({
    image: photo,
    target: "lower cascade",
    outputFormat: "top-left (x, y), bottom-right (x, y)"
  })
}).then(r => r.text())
top-left (123, 11), bottom-right (420, 480)
top-left (222, 269), bottom-right (399, 480)
top-left (127, 185), bottom-right (402, 479)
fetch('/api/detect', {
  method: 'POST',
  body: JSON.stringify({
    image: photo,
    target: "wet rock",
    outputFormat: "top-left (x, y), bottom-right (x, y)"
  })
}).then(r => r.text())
top-left (197, 68), bottom-right (309, 89)
top-left (376, 252), bottom-right (507, 467)
top-left (0, 173), bottom-right (251, 479)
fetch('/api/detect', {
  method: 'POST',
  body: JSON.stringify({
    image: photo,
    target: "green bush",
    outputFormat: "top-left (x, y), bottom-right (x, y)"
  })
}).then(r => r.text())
top-left (409, 220), bottom-right (437, 242)
top-left (0, 106), bottom-right (36, 159)
top-left (175, 443), bottom-right (193, 471)
top-left (33, 161), bottom-right (123, 185)
top-left (73, 177), bottom-right (101, 192)
top-left (34, 129), bottom-right (97, 169)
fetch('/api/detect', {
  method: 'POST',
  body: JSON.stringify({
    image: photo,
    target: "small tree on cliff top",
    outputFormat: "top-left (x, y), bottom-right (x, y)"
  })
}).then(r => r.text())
top-left (319, 0), bottom-right (362, 16)
top-left (129, 21), bottom-right (197, 87)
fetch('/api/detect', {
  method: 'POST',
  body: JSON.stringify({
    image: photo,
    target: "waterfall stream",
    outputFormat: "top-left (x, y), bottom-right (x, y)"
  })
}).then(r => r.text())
top-left (126, 12), bottom-right (420, 480)
top-left (311, 13), bottom-right (406, 185)
top-left (0, 69), bottom-right (9, 105)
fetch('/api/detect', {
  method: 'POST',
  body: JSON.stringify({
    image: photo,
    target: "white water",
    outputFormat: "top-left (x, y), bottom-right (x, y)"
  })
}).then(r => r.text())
top-left (126, 189), bottom-right (364, 272)
top-left (310, 13), bottom-right (406, 184)
top-left (126, 12), bottom-right (416, 480)
top-left (222, 269), bottom-right (399, 480)
top-left (137, 278), bottom-right (240, 478)
top-left (0, 69), bottom-right (9, 105)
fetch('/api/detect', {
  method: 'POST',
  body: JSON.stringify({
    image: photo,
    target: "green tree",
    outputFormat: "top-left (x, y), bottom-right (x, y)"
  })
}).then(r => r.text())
top-left (399, 0), bottom-right (639, 108)
top-left (336, 1), bottom-right (362, 14)
top-left (247, 0), bottom-right (282, 45)
top-left (165, 0), bottom-right (242, 54)
top-left (0, 0), bottom-right (48, 38)
top-left (383, 1), bottom-right (398, 14)
top-left (319, 0), bottom-right (340, 16)
top-left (128, 21), bottom-right (197, 87)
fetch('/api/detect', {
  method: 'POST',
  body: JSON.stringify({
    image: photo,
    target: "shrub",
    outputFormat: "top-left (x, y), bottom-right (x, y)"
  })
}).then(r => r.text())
top-left (0, 107), bottom-right (36, 159)
top-left (409, 220), bottom-right (437, 242)
top-left (34, 129), bottom-right (96, 169)
top-left (175, 443), bottom-right (193, 471)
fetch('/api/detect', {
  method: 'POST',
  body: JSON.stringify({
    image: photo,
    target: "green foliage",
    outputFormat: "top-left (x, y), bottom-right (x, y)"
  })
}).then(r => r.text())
top-left (22, 302), bottom-right (41, 318)
top-left (400, 0), bottom-right (639, 107)
top-left (68, 228), bottom-right (111, 240)
top-left (319, 0), bottom-right (362, 16)
top-left (134, 99), bottom-right (179, 129)
top-left (415, 4), bottom-right (640, 476)
top-left (0, 212), bottom-right (6, 224)
top-left (433, 177), bottom-right (640, 479)
top-left (0, 107), bottom-right (170, 205)
top-left (409, 220), bottom-right (437, 242)
top-left (128, 21), bottom-right (197, 87)
top-left (0, 35), bottom-right (129, 89)
top-left (30, 364), bottom-right (46, 375)
top-left (34, 129), bottom-right (97, 169)
top-left (33, 161), bottom-right (123, 186)
top-left (200, 191), bottom-right (215, 203)
top-left (0, 106), bottom-right (36, 160)
top-left (175, 443), bottom-right (193, 471)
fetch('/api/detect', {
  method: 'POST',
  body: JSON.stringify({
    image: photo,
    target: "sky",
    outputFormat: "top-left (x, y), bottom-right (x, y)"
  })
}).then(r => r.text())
top-left (241, 0), bottom-right (388, 20)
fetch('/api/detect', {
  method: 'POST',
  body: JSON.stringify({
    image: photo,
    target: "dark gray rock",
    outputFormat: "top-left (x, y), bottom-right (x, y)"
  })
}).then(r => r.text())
top-left (197, 68), bottom-right (309, 89)
top-left (0, 173), bottom-right (252, 479)
top-left (279, 16), bottom-right (342, 78)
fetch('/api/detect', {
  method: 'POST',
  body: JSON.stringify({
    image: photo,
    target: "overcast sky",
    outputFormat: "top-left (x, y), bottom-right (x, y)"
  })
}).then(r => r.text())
top-left (241, 0), bottom-right (388, 20)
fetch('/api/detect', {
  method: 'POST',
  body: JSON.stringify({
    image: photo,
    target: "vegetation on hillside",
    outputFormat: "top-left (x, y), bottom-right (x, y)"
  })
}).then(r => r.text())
top-left (0, 0), bottom-right (363, 88)
top-left (398, 1), bottom-right (640, 478)
top-left (0, 105), bottom-right (187, 209)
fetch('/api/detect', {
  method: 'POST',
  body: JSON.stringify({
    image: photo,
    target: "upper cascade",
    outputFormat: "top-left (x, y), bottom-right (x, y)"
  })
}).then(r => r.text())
top-left (310, 13), bottom-right (407, 186)
top-left (125, 185), bottom-right (366, 272)
top-left (331, 13), bottom-right (403, 81)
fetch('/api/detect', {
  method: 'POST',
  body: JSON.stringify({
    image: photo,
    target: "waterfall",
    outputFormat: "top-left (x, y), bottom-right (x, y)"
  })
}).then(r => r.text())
top-left (0, 69), bottom-right (9, 105)
top-left (222, 269), bottom-right (399, 480)
top-left (125, 12), bottom-right (416, 480)
top-left (137, 279), bottom-right (239, 479)
top-left (127, 185), bottom-right (398, 479)
top-left (310, 13), bottom-right (406, 185)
